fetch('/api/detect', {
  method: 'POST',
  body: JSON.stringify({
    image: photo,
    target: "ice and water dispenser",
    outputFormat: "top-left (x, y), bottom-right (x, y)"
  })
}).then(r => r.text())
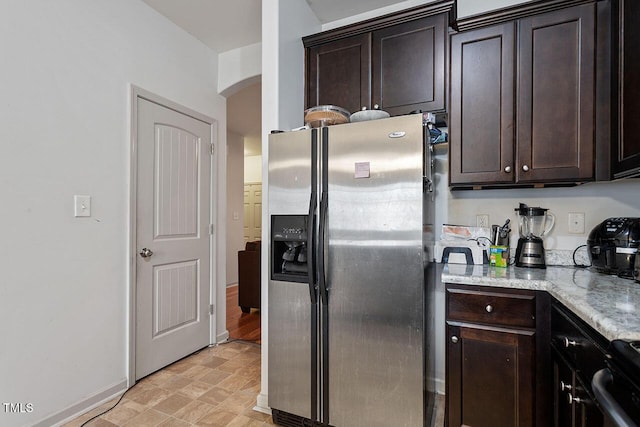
top-left (271, 215), bottom-right (311, 283)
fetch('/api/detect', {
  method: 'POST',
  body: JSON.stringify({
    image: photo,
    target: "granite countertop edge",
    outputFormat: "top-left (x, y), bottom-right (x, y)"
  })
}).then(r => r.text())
top-left (442, 265), bottom-right (640, 342)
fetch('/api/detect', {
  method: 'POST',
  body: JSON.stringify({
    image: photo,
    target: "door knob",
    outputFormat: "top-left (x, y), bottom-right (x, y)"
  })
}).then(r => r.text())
top-left (139, 248), bottom-right (154, 258)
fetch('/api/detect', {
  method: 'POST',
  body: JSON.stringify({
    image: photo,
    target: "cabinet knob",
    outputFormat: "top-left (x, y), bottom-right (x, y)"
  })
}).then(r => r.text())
top-left (522, 165), bottom-right (530, 172)
top-left (373, 104), bottom-right (379, 110)
top-left (567, 393), bottom-right (582, 405)
top-left (560, 381), bottom-right (572, 392)
top-left (485, 304), bottom-right (493, 313)
top-left (504, 166), bottom-right (512, 173)
top-left (451, 336), bottom-right (459, 343)
top-left (563, 337), bottom-right (578, 348)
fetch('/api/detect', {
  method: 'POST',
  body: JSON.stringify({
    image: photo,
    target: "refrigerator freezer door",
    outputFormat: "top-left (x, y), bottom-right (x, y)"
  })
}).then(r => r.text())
top-left (325, 115), bottom-right (426, 426)
top-left (268, 129), bottom-right (316, 420)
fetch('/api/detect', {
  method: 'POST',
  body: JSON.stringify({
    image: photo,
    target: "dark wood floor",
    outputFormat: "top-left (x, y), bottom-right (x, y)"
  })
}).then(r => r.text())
top-left (226, 284), bottom-right (261, 343)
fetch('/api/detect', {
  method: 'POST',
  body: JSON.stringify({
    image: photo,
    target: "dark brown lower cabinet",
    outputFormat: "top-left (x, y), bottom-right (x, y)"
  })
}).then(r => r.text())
top-left (445, 284), bottom-right (550, 427)
top-left (551, 301), bottom-right (607, 427)
top-left (552, 351), bottom-right (604, 427)
top-left (446, 322), bottom-right (535, 427)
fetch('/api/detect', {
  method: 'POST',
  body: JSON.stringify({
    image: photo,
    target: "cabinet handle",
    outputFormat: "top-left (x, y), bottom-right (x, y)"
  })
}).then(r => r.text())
top-left (485, 304), bottom-right (493, 313)
top-left (568, 393), bottom-right (582, 405)
top-left (564, 337), bottom-right (578, 348)
top-left (451, 336), bottom-right (459, 343)
top-left (522, 165), bottom-right (530, 172)
top-left (560, 381), bottom-right (572, 392)
top-left (504, 166), bottom-right (512, 173)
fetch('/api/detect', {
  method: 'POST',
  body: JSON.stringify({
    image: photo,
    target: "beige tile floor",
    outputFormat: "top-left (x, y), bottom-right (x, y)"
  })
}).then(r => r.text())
top-left (64, 341), bottom-right (275, 427)
top-left (64, 339), bottom-right (446, 427)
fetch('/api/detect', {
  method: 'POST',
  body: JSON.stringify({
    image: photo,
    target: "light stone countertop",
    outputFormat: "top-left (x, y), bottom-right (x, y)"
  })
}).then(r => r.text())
top-left (441, 264), bottom-right (640, 342)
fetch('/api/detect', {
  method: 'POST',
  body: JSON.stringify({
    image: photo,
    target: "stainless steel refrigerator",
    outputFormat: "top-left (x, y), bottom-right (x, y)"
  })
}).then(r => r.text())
top-left (268, 114), bottom-right (436, 427)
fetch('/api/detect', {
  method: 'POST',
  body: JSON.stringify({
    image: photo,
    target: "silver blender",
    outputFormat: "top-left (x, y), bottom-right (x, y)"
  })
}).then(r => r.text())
top-left (514, 203), bottom-right (555, 268)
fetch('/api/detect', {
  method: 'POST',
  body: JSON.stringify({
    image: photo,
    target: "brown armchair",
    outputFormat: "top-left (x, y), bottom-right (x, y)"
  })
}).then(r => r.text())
top-left (237, 240), bottom-right (261, 313)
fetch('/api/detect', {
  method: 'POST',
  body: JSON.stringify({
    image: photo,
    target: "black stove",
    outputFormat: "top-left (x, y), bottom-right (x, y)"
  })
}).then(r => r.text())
top-left (593, 340), bottom-right (640, 426)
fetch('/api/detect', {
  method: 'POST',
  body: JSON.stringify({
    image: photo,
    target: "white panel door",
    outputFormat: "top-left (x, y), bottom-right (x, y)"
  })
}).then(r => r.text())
top-left (136, 98), bottom-right (212, 380)
top-left (243, 183), bottom-right (262, 242)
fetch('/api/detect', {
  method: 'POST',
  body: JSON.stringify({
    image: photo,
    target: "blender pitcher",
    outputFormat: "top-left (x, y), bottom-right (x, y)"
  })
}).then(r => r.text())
top-left (515, 203), bottom-right (555, 268)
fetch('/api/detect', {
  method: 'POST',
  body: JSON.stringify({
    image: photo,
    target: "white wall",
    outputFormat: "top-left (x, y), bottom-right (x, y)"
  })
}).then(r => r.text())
top-left (457, 0), bottom-right (534, 18)
top-left (447, 178), bottom-right (640, 251)
top-left (322, 0), bottom-right (441, 31)
top-left (218, 42), bottom-right (262, 97)
top-left (259, 0), bottom-right (321, 411)
top-left (227, 132), bottom-right (245, 285)
top-left (0, 1), bottom-right (226, 426)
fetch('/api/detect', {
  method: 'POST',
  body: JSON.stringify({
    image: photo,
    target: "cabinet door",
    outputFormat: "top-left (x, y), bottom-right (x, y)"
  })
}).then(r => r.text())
top-left (553, 351), bottom-right (575, 427)
top-left (447, 323), bottom-right (535, 427)
top-left (372, 13), bottom-right (446, 115)
top-left (517, 4), bottom-right (595, 183)
top-left (449, 22), bottom-right (515, 186)
top-left (614, 0), bottom-right (640, 178)
top-left (306, 33), bottom-right (371, 114)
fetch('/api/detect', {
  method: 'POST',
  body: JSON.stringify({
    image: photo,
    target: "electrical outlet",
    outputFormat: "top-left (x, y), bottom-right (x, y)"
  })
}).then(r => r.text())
top-left (74, 195), bottom-right (91, 217)
top-left (568, 212), bottom-right (585, 234)
top-left (476, 214), bottom-right (489, 228)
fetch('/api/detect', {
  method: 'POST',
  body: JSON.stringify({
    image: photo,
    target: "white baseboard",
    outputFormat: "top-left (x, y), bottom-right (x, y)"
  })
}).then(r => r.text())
top-left (33, 380), bottom-right (127, 427)
top-left (255, 391), bottom-right (270, 414)
top-left (216, 329), bottom-right (230, 344)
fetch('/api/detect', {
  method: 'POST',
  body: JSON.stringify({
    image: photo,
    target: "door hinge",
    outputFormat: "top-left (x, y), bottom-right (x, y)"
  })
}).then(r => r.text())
top-left (209, 304), bottom-right (215, 315)
top-left (210, 143), bottom-right (215, 155)
top-left (209, 224), bottom-right (214, 235)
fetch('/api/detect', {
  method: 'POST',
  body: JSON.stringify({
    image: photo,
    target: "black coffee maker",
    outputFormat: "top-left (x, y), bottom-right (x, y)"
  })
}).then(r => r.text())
top-left (514, 203), bottom-right (555, 268)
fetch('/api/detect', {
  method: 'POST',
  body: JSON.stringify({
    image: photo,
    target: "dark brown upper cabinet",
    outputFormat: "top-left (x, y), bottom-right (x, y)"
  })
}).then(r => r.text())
top-left (371, 14), bottom-right (446, 115)
top-left (612, 0), bottom-right (640, 178)
top-left (303, 1), bottom-right (453, 116)
top-left (306, 33), bottom-right (371, 115)
top-left (450, 1), bottom-right (605, 188)
top-left (449, 22), bottom-right (515, 185)
top-left (517, 5), bottom-right (595, 184)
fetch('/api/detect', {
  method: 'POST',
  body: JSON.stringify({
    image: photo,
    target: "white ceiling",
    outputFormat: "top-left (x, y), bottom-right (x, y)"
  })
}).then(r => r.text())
top-left (142, 0), bottom-right (411, 155)
top-left (142, 0), bottom-right (408, 54)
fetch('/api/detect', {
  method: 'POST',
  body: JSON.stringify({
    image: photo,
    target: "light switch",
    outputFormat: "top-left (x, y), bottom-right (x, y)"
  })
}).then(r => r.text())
top-left (74, 195), bottom-right (91, 217)
top-left (233, 211), bottom-right (239, 220)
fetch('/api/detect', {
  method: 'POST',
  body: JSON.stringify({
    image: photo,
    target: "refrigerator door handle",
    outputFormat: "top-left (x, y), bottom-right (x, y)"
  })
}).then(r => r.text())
top-left (318, 191), bottom-right (328, 305)
top-left (307, 192), bottom-right (317, 305)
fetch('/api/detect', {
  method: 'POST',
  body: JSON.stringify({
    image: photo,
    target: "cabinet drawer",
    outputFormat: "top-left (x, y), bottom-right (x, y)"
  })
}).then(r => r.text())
top-left (447, 286), bottom-right (536, 328)
top-left (551, 302), bottom-right (608, 383)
